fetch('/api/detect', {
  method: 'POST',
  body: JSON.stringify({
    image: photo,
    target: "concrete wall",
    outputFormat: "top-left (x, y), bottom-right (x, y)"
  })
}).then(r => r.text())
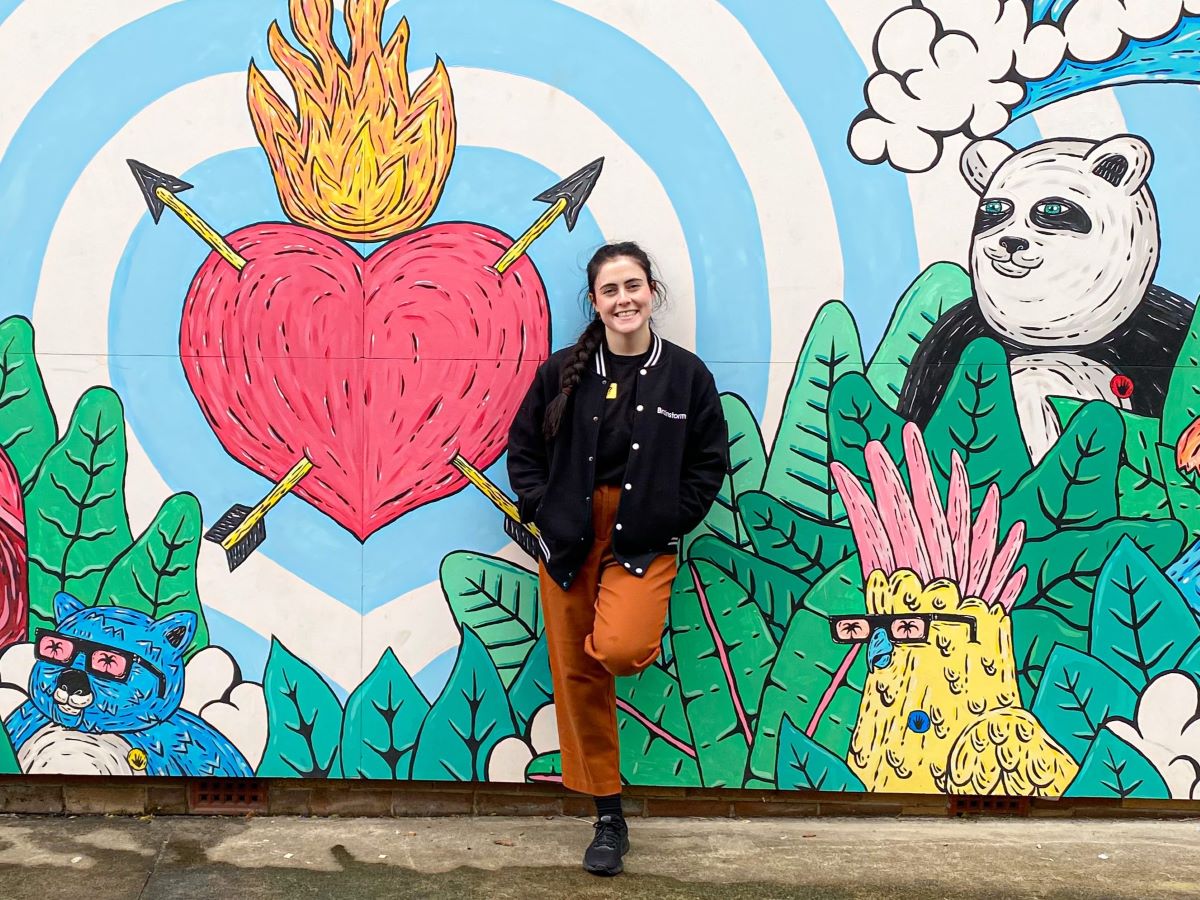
top-left (2, 0), bottom-right (1200, 802)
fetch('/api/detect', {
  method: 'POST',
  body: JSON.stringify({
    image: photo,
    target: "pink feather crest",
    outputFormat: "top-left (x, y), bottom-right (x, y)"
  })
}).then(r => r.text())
top-left (995, 567), bottom-right (1027, 612)
top-left (965, 484), bottom-right (1000, 598)
top-left (865, 441), bottom-right (932, 582)
top-left (946, 451), bottom-right (971, 583)
top-left (981, 521), bottom-right (1026, 607)
top-left (831, 460), bottom-right (895, 581)
top-left (903, 423), bottom-right (953, 579)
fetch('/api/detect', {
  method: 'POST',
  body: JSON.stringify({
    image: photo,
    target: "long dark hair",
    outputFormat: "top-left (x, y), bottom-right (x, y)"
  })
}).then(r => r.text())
top-left (542, 242), bottom-right (661, 440)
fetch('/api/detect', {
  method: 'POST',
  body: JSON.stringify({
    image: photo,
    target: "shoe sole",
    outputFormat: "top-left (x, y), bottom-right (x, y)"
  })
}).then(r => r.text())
top-left (584, 862), bottom-right (623, 876)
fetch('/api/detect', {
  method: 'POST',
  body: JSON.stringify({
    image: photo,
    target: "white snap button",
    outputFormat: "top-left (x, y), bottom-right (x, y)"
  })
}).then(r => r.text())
top-left (636, 405), bottom-right (644, 412)
top-left (623, 562), bottom-right (631, 569)
top-left (616, 523), bottom-right (623, 530)
top-left (636, 568), bottom-right (643, 574)
top-left (625, 483), bottom-right (632, 490)
top-left (588, 456), bottom-right (594, 462)
top-left (640, 368), bottom-right (647, 375)
top-left (632, 443), bottom-right (640, 450)
top-left (592, 416), bottom-right (599, 422)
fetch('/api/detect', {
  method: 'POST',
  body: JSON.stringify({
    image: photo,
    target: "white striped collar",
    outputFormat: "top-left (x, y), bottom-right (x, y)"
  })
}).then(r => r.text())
top-left (594, 331), bottom-right (663, 377)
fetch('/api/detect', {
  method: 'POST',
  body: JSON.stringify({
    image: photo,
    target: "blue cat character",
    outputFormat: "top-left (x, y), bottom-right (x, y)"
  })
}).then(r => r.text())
top-left (4, 593), bottom-right (253, 776)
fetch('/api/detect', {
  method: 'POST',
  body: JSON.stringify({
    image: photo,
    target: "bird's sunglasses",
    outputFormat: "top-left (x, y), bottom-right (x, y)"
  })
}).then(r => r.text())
top-left (828, 613), bottom-right (978, 645)
top-left (34, 629), bottom-right (167, 697)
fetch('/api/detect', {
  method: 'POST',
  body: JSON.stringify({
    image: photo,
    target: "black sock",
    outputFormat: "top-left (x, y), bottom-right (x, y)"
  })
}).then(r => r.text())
top-left (594, 793), bottom-right (623, 820)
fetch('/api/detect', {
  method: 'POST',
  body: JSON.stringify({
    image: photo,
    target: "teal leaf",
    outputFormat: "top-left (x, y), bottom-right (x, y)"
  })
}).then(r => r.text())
top-left (669, 561), bottom-right (777, 786)
top-left (828, 372), bottom-right (906, 483)
top-left (95, 492), bottom-right (208, 659)
top-left (257, 638), bottom-right (344, 778)
top-left (776, 716), bottom-right (865, 792)
top-left (924, 338), bottom-right (1031, 502)
top-left (1011, 608), bottom-right (1088, 705)
top-left (1159, 444), bottom-right (1200, 543)
top-left (508, 633), bottom-right (553, 735)
top-left (738, 490), bottom-right (855, 582)
top-left (439, 552), bottom-right (540, 688)
top-left (688, 533), bottom-right (814, 638)
top-left (25, 387), bottom-right (132, 631)
top-left (1064, 728), bottom-right (1169, 799)
top-left (411, 628), bottom-right (516, 781)
top-left (617, 663), bottom-right (700, 786)
top-left (686, 393), bottom-right (766, 552)
top-left (1090, 537), bottom-right (1200, 688)
top-left (341, 648), bottom-right (430, 779)
top-left (0, 316), bottom-right (56, 490)
top-left (762, 301), bottom-right (864, 522)
top-left (866, 262), bottom-right (972, 409)
top-left (1029, 645), bottom-right (1138, 763)
top-left (1162, 302), bottom-right (1200, 447)
top-left (1002, 402), bottom-right (1122, 539)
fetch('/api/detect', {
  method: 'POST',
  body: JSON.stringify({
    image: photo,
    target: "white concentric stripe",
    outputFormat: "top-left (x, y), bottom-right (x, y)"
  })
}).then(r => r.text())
top-left (559, 0), bottom-right (843, 441)
top-left (0, 0), bottom-right (186, 163)
top-left (31, 68), bottom-right (688, 688)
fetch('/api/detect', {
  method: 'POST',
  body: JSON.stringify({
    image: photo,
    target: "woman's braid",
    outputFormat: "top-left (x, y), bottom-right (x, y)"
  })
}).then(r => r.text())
top-left (543, 317), bottom-right (605, 441)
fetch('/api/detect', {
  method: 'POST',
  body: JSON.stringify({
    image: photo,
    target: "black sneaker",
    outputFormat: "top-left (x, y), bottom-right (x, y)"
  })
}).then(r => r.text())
top-left (583, 814), bottom-right (629, 876)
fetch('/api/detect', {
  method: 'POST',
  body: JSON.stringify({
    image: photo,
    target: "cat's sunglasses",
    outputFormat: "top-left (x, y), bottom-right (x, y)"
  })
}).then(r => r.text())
top-left (34, 629), bottom-right (167, 698)
top-left (828, 613), bottom-right (978, 645)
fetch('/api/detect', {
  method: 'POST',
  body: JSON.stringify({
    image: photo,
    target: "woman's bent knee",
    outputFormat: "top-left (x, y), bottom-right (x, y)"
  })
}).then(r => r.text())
top-left (587, 633), bottom-right (661, 676)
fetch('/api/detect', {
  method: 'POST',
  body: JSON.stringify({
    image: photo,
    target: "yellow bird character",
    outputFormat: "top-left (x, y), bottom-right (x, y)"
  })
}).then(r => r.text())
top-left (829, 423), bottom-right (1077, 796)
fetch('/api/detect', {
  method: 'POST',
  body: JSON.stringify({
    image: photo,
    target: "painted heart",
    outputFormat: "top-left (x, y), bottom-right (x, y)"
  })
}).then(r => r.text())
top-left (180, 222), bottom-right (550, 540)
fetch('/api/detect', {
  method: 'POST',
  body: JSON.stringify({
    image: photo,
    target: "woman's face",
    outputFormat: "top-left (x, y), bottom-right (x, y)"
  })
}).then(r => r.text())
top-left (590, 257), bottom-right (654, 340)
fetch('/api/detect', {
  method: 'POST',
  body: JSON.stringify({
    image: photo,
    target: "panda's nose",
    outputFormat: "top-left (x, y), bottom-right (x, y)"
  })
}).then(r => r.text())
top-left (999, 236), bottom-right (1029, 255)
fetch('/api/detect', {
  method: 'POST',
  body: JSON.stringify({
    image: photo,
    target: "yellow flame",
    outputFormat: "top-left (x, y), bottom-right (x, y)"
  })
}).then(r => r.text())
top-left (247, 0), bottom-right (456, 240)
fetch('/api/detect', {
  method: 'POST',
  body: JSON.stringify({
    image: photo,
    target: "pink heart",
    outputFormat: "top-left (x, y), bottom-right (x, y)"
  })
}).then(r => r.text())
top-left (180, 222), bottom-right (550, 540)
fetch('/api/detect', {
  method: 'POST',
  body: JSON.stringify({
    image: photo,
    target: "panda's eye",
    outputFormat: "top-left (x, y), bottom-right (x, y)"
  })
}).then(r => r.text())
top-left (1037, 202), bottom-right (1065, 216)
top-left (1031, 197), bottom-right (1092, 234)
top-left (974, 198), bottom-right (1013, 233)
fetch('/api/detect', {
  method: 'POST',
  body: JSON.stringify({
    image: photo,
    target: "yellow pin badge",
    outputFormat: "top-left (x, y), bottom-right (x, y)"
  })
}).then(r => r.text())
top-left (127, 748), bottom-right (149, 772)
top-left (606, 382), bottom-right (618, 399)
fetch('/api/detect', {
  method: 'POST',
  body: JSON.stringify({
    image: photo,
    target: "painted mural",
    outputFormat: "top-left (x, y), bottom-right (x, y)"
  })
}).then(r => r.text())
top-left (3, 0), bottom-right (1200, 800)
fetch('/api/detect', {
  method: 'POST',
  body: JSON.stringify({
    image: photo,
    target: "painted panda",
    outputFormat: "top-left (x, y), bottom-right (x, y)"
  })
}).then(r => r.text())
top-left (897, 134), bottom-right (1194, 462)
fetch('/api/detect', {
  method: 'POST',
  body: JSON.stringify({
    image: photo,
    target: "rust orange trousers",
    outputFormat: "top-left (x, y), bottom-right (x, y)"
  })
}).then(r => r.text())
top-left (538, 484), bottom-right (676, 796)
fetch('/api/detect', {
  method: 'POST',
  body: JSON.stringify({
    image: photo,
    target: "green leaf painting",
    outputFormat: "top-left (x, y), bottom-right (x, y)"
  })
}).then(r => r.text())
top-left (798, 557), bottom-right (865, 620)
top-left (341, 648), bottom-right (430, 779)
top-left (1003, 402), bottom-right (1122, 539)
top-left (687, 393), bottom-right (766, 551)
top-left (1030, 644), bottom-right (1138, 763)
top-left (1162, 301), bottom-right (1200, 447)
top-left (924, 338), bottom-right (1030, 501)
top-left (439, 552), bottom-right (540, 688)
top-left (508, 633), bottom-right (553, 735)
top-left (1090, 537), bottom-right (1200, 688)
top-left (827, 372), bottom-right (906, 483)
top-left (762, 300), bottom-right (864, 522)
top-left (688, 533), bottom-right (814, 638)
top-left (1064, 728), bottom-right (1169, 799)
top-left (411, 628), bottom-right (516, 781)
top-left (1011, 608), bottom-right (1089, 705)
top-left (95, 492), bottom-right (208, 659)
top-left (776, 716), bottom-right (865, 792)
top-left (751, 600), bottom-right (866, 783)
top-left (0, 713), bottom-right (18, 775)
top-left (617, 663), bottom-right (700, 786)
top-left (866, 262), bottom-right (972, 409)
top-left (25, 386), bottom-right (132, 631)
top-left (258, 638), bottom-right (345, 778)
top-left (0, 316), bottom-right (56, 489)
top-left (739, 491), bottom-right (855, 582)
top-left (525, 751), bottom-right (562, 783)
top-left (670, 561), bottom-right (777, 786)
top-left (1013, 518), bottom-right (1186, 632)
top-left (1159, 444), bottom-right (1200, 543)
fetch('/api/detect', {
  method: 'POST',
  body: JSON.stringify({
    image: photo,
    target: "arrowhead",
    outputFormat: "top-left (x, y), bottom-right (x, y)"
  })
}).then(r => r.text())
top-left (127, 159), bottom-right (192, 224)
top-left (532, 157), bottom-right (604, 231)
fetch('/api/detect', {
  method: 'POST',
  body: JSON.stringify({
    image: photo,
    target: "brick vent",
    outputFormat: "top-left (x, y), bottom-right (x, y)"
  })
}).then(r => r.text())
top-left (188, 778), bottom-right (269, 813)
top-left (948, 795), bottom-right (1031, 817)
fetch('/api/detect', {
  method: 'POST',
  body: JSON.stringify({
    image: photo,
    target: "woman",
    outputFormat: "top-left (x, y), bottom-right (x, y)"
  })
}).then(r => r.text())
top-left (507, 242), bottom-right (728, 876)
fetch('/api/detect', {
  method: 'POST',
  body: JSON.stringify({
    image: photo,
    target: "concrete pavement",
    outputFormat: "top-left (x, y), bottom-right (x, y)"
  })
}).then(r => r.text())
top-left (0, 814), bottom-right (1197, 898)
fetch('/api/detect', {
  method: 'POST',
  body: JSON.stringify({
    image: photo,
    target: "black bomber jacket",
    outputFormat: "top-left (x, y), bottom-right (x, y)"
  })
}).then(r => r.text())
top-left (507, 332), bottom-right (728, 589)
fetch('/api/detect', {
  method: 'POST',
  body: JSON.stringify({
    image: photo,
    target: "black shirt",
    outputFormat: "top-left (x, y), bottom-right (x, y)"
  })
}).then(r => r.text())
top-left (595, 346), bottom-right (650, 485)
